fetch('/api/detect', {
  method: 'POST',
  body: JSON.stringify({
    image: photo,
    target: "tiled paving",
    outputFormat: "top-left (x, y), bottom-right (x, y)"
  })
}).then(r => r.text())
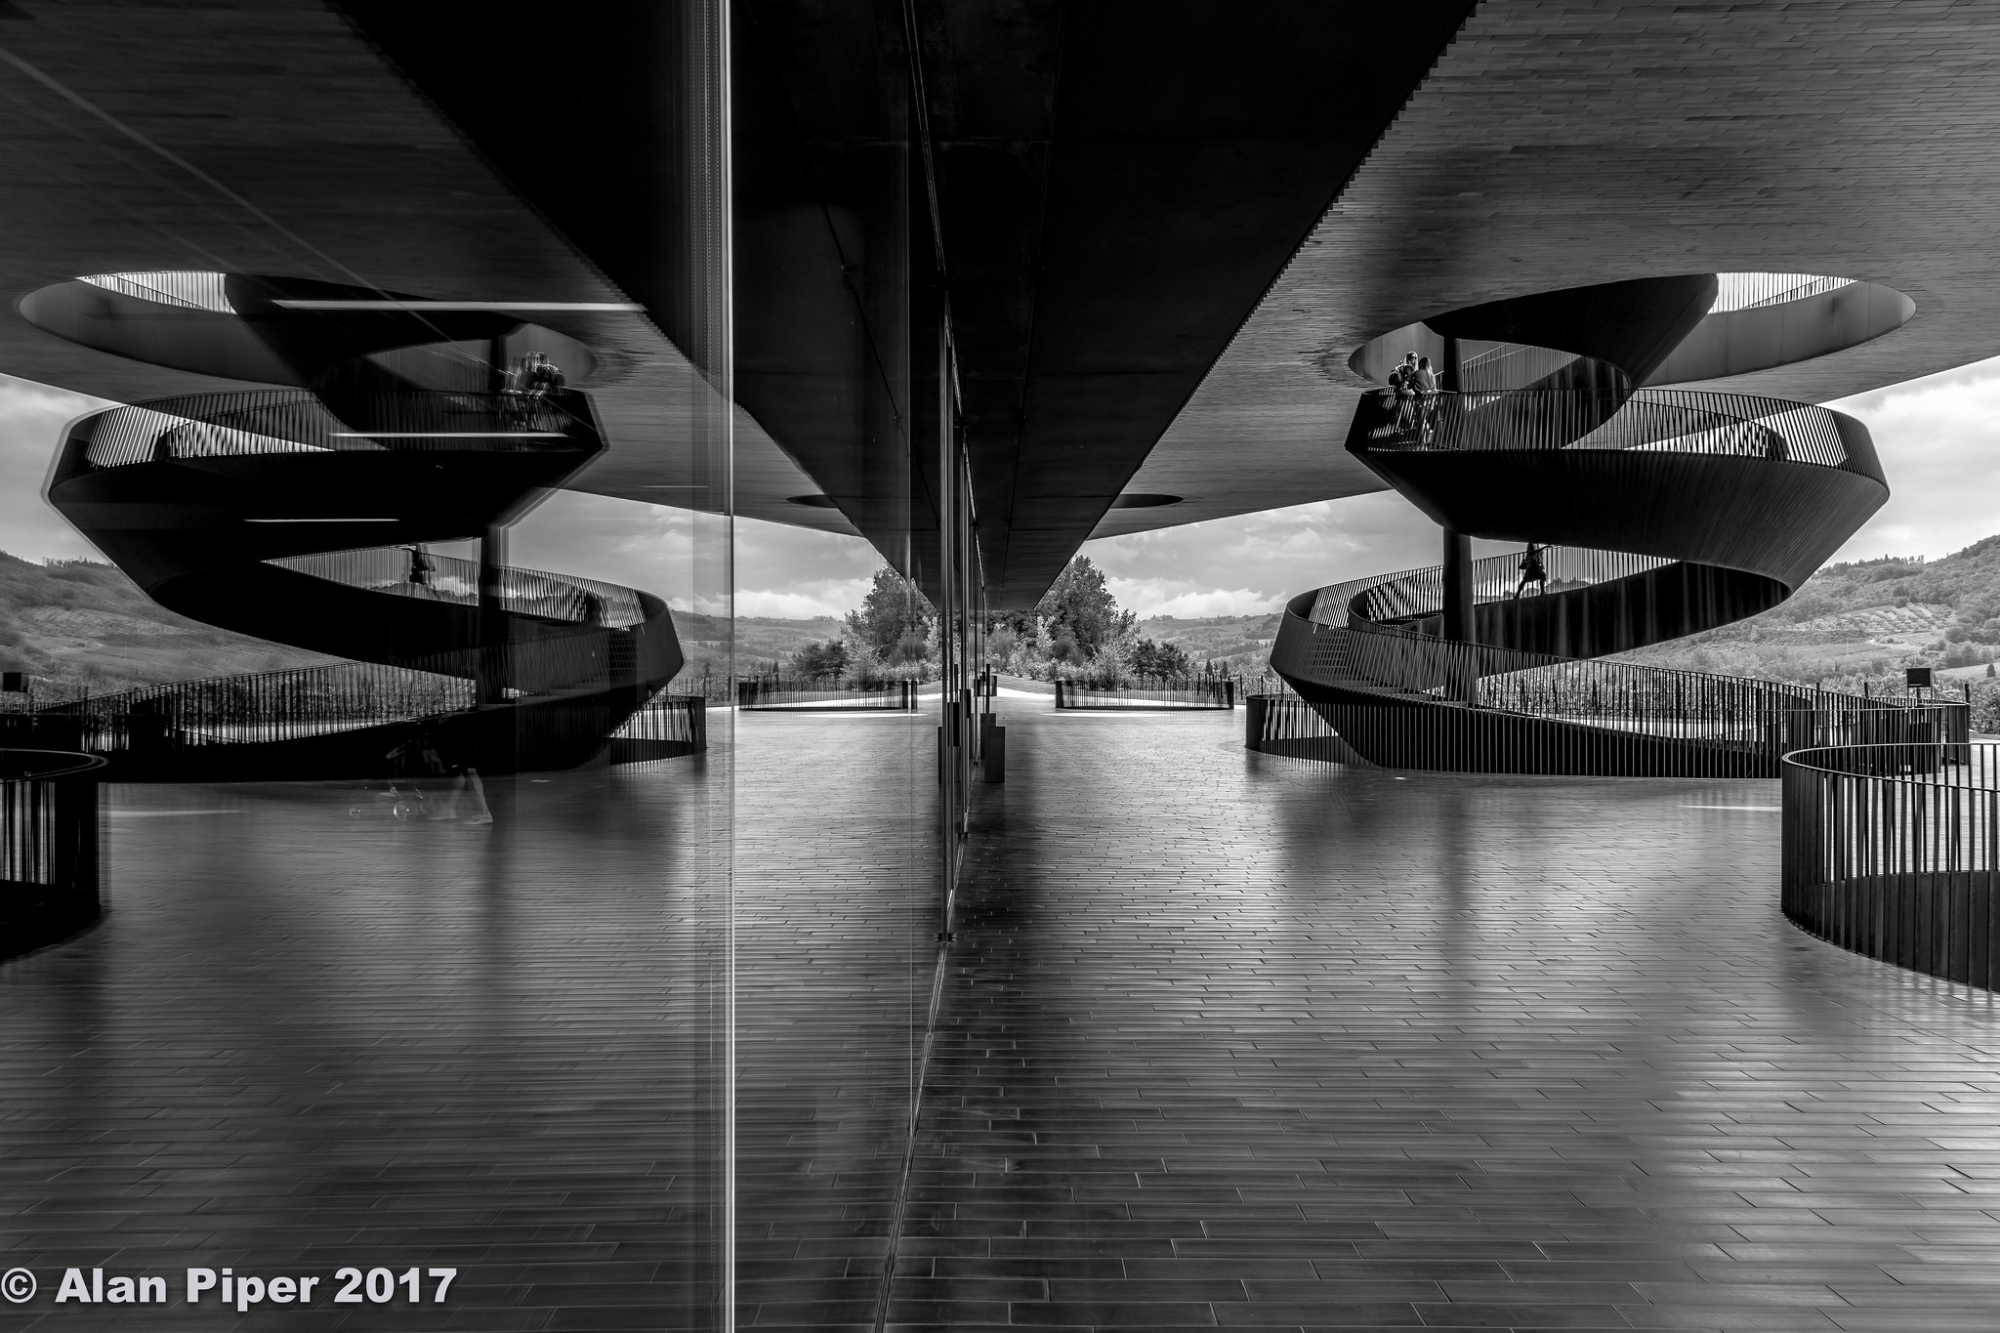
top-left (5, 704), bottom-right (2000, 1332)
top-left (892, 707), bottom-right (2000, 1332)
top-left (0, 710), bottom-right (936, 1331)
top-left (0, 762), bottom-right (736, 1331)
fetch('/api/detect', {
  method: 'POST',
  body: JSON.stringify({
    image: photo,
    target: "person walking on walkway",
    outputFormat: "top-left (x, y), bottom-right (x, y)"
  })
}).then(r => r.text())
top-left (407, 544), bottom-right (433, 589)
top-left (1513, 542), bottom-right (1548, 599)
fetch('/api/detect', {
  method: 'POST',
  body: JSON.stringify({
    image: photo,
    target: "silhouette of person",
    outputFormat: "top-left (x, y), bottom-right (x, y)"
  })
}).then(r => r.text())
top-left (1513, 543), bottom-right (1548, 599)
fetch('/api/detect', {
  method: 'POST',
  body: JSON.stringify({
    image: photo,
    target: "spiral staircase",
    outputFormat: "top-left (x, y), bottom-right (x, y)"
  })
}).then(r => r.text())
top-left (1268, 275), bottom-right (1964, 776)
top-left (23, 273), bottom-right (684, 782)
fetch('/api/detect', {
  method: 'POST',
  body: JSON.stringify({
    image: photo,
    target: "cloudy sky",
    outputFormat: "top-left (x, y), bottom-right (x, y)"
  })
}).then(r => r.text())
top-left (7, 353), bottom-right (2000, 620)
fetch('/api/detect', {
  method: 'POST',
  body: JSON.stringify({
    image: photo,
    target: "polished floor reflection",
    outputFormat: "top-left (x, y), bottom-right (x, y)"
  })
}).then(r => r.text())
top-left (734, 710), bottom-right (934, 1329)
top-left (5, 707), bottom-right (1999, 1332)
top-left (895, 708), bottom-right (2000, 1332)
top-left (0, 761), bottom-right (733, 1331)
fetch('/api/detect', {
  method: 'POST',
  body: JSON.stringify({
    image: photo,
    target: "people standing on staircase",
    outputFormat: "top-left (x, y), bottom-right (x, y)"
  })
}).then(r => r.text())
top-left (1413, 355), bottom-right (1440, 443)
top-left (1390, 351), bottom-right (1420, 432)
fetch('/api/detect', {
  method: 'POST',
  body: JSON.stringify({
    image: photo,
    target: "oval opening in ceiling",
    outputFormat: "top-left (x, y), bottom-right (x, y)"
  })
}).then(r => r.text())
top-left (1348, 272), bottom-right (1915, 390)
top-left (1111, 493), bottom-right (1182, 509)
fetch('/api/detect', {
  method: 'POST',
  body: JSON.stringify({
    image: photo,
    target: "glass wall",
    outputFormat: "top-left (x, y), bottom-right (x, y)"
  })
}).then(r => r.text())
top-left (730, 8), bottom-right (941, 1324)
top-left (0, 3), bottom-right (747, 1328)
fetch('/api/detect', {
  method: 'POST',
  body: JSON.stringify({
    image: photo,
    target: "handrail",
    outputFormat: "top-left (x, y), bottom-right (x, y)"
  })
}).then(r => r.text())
top-left (1054, 677), bottom-right (1235, 710)
top-left (34, 622), bottom-right (647, 753)
top-left (1782, 742), bottom-right (2000, 991)
top-left (271, 546), bottom-right (648, 629)
top-left (0, 750), bottom-right (108, 781)
top-left (1313, 543), bottom-right (1675, 628)
top-left (1712, 273), bottom-right (1855, 313)
top-left (1351, 387), bottom-right (1859, 471)
top-left (73, 387), bottom-right (595, 470)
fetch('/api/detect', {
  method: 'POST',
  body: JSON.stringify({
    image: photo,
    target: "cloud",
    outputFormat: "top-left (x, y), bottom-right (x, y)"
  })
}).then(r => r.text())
top-left (507, 491), bottom-right (883, 617)
top-left (1826, 357), bottom-right (2000, 561)
top-left (0, 374), bottom-right (112, 564)
top-left (736, 582), bottom-right (870, 619)
top-left (1080, 492), bottom-right (1457, 615)
top-left (1108, 578), bottom-right (1287, 619)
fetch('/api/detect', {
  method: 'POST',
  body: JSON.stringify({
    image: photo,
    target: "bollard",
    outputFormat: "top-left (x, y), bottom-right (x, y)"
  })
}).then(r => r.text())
top-left (981, 714), bottom-right (1005, 783)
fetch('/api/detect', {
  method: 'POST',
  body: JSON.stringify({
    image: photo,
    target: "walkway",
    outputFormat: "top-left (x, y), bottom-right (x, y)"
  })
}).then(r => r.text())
top-left (0, 706), bottom-right (1996, 1331)
top-left (892, 707), bottom-right (2000, 1332)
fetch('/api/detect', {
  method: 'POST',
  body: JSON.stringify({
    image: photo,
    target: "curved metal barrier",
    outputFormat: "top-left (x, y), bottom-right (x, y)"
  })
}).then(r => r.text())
top-left (1243, 694), bottom-right (1366, 763)
top-left (1783, 744), bottom-right (2000, 991)
top-left (1054, 678), bottom-right (1235, 710)
top-left (0, 749), bottom-right (105, 960)
top-left (41, 389), bottom-right (684, 780)
top-left (737, 677), bottom-right (919, 712)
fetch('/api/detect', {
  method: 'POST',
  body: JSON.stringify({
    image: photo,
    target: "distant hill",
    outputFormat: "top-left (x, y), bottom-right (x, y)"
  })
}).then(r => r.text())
top-left (1131, 539), bottom-right (2000, 695)
top-left (12, 539), bottom-right (1999, 704)
top-left (1135, 613), bottom-right (1283, 675)
top-left (0, 555), bottom-right (860, 702)
top-left (673, 611), bottom-right (847, 689)
top-left (1612, 539), bottom-right (2000, 690)
top-left (0, 552), bottom-right (341, 698)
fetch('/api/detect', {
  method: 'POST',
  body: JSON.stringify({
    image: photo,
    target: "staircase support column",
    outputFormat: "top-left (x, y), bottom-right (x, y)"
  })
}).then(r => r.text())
top-left (477, 524), bottom-right (509, 707)
top-left (1442, 527), bottom-right (1478, 705)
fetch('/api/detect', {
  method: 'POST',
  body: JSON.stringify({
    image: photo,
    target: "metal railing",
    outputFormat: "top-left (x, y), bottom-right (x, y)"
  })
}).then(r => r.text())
top-left (1243, 694), bottom-right (1355, 762)
top-left (608, 694), bottom-right (708, 762)
top-left (1783, 743), bottom-right (2000, 991)
top-left (1712, 272), bottom-right (1855, 313)
top-left (42, 661), bottom-right (478, 752)
top-left (33, 613), bottom-right (665, 754)
top-left (271, 546), bottom-right (647, 629)
top-left (1054, 677), bottom-right (1236, 710)
top-left (1351, 387), bottom-right (1856, 470)
top-left (80, 270), bottom-right (234, 312)
top-left (737, 677), bottom-right (919, 711)
top-left (0, 749), bottom-right (105, 962)
top-left (1314, 544), bottom-right (1675, 629)
top-left (73, 387), bottom-right (596, 469)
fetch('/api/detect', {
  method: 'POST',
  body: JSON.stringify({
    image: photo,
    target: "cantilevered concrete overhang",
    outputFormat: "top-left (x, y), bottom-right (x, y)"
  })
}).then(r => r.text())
top-left (0, 2), bottom-right (856, 539)
top-left (6, 3), bottom-right (2000, 611)
top-left (1104, 1), bottom-right (2000, 540)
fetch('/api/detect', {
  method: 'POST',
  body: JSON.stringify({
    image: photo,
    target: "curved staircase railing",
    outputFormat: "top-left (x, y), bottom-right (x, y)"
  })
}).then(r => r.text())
top-left (41, 389), bottom-right (686, 780)
top-left (1269, 376), bottom-right (1922, 775)
top-left (0, 749), bottom-right (105, 960)
top-left (1784, 743), bottom-right (2000, 991)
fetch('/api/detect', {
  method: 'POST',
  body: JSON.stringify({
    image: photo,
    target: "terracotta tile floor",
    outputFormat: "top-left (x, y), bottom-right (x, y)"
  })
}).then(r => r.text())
top-left (889, 708), bottom-right (2000, 1333)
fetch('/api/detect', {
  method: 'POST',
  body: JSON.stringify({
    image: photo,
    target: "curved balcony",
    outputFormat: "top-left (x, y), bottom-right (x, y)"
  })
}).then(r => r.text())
top-left (1268, 378), bottom-right (1906, 776)
top-left (41, 390), bottom-right (681, 781)
top-left (61, 387), bottom-right (599, 475)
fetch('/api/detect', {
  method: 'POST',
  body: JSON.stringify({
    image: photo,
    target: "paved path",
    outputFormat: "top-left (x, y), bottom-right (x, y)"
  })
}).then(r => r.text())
top-left (3, 704), bottom-right (1998, 1332)
top-left (891, 707), bottom-right (2000, 1332)
top-left (0, 710), bottom-right (936, 1332)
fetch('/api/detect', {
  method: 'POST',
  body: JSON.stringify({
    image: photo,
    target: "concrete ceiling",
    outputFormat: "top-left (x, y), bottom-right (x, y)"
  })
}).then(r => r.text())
top-left (1105, 0), bottom-right (2000, 541)
top-left (4, 2), bottom-right (1999, 608)
top-left (0, 1), bottom-right (856, 541)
